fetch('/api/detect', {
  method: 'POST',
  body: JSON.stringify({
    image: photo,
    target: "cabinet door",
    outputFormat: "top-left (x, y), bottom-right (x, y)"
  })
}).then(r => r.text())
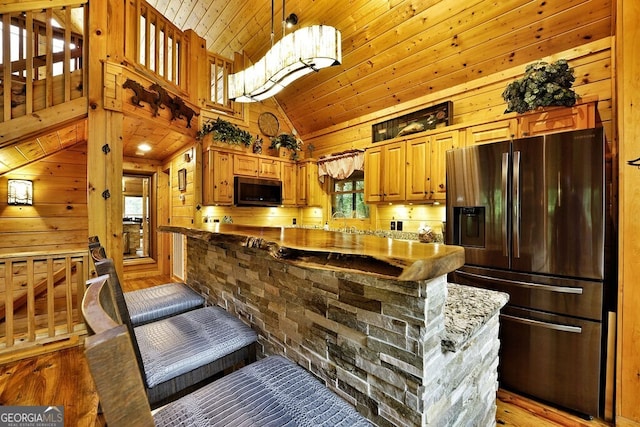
top-left (258, 158), bottom-right (281, 179)
top-left (203, 149), bottom-right (215, 205)
top-left (383, 142), bottom-right (406, 201)
top-left (211, 151), bottom-right (233, 204)
top-left (465, 119), bottom-right (517, 146)
top-left (296, 162), bottom-right (308, 205)
top-left (406, 138), bottom-right (430, 201)
top-left (297, 161), bottom-right (322, 206)
top-left (305, 162), bottom-right (322, 206)
top-left (364, 146), bottom-right (383, 203)
top-left (281, 162), bottom-right (296, 205)
top-left (518, 103), bottom-right (596, 137)
top-left (233, 154), bottom-right (258, 176)
top-left (430, 130), bottom-right (460, 200)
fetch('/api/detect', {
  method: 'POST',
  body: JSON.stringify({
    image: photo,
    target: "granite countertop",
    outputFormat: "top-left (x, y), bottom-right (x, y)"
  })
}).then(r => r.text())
top-left (443, 283), bottom-right (509, 352)
top-left (159, 224), bottom-right (464, 282)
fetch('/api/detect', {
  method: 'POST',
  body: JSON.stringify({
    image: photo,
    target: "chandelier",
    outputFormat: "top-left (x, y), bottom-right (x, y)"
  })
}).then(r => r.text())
top-left (228, 7), bottom-right (342, 102)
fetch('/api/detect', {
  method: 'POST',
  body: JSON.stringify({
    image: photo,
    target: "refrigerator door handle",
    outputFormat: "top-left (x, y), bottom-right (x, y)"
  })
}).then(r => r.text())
top-left (501, 314), bottom-right (583, 334)
top-left (502, 152), bottom-right (509, 257)
top-left (513, 150), bottom-right (521, 258)
top-left (455, 270), bottom-right (584, 294)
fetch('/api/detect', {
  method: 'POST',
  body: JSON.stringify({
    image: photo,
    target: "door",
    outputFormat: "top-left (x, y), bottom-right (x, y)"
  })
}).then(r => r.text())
top-left (446, 141), bottom-right (511, 269)
top-left (511, 128), bottom-right (604, 278)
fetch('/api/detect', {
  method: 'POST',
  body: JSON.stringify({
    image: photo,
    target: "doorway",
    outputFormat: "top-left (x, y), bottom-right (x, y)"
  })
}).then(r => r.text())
top-left (122, 175), bottom-right (152, 260)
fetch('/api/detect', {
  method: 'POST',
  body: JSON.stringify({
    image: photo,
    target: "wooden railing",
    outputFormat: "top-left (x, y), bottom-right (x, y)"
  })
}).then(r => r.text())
top-left (0, 250), bottom-right (89, 361)
top-left (0, 4), bottom-right (87, 125)
top-left (124, 0), bottom-right (189, 92)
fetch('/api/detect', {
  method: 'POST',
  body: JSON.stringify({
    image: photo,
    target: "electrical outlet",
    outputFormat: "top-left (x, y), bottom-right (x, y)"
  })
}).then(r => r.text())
top-left (390, 221), bottom-right (396, 230)
top-left (396, 221), bottom-right (403, 231)
top-left (292, 218), bottom-right (297, 225)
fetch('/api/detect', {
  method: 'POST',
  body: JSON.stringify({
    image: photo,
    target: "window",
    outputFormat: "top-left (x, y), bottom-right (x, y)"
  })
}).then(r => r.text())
top-left (208, 53), bottom-right (233, 111)
top-left (124, 196), bottom-right (143, 218)
top-left (331, 171), bottom-right (369, 218)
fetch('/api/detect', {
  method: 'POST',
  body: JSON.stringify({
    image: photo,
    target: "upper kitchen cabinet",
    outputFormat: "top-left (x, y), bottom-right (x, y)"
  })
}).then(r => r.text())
top-left (518, 102), bottom-right (598, 137)
top-left (281, 161), bottom-right (297, 206)
top-left (233, 154), bottom-right (259, 176)
top-left (297, 160), bottom-right (322, 207)
top-left (406, 130), bottom-right (462, 202)
top-left (465, 119), bottom-right (518, 146)
top-left (364, 141), bottom-right (406, 203)
top-left (465, 100), bottom-right (599, 145)
top-left (258, 158), bottom-right (281, 180)
top-left (233, 154), bottom-right (281, 180)
top-left (203, 149), bottom-right (233, 205)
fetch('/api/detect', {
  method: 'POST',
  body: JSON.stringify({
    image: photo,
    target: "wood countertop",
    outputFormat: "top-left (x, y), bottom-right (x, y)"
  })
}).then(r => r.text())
top-left (160, 224), bottom-right (465, 282)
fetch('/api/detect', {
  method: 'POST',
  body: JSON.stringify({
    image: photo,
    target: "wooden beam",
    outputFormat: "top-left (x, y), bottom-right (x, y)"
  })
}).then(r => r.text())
top-left (0, 0), bottom-right (87, 14)
top-left (0, 98), bottom-right (88, 148)
top-left (616, 0), bottom-right (640, 423)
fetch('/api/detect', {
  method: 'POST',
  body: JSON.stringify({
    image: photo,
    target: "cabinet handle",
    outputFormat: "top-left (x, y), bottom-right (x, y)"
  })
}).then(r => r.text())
top-left (439, 184), bottom-right (444, 189)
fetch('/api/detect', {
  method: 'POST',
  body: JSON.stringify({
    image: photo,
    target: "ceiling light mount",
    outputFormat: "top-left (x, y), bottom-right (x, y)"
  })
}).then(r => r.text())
top-left (285, 13), bottom-right (298, 28)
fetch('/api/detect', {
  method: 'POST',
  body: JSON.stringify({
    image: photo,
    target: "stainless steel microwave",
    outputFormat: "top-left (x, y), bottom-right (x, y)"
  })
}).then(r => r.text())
top-left (234, 176), bottom-right (282, 207)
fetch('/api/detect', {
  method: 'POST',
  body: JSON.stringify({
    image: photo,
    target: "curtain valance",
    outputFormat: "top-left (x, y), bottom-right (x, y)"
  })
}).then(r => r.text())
top-left (317, 150), bottom-right (365, 183)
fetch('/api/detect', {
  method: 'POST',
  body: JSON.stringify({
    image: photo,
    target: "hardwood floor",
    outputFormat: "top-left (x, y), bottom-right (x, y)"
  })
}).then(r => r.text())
top-left (0, 274), bottom-right (613, 426)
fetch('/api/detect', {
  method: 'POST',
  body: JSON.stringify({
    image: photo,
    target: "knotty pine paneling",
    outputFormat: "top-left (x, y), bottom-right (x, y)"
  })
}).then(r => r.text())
top-left (0, 143), bottom-right (88, 254)
top-left (307, 39), bottom-right (613, 158)
top-left (281, 0), bottom-right (613, 135)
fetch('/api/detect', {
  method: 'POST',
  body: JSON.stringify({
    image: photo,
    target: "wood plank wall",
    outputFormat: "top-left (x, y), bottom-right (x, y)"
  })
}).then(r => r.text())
top-left (0, 143), bottom-right (87, 254)
top-left (304, 38), bottom-right (614, 157)
top-left (616, 0), bottom-right (640, 423)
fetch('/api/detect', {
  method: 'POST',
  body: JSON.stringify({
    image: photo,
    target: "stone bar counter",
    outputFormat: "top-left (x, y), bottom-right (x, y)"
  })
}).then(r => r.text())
top-left (160, 224), bottom-right (508, 427)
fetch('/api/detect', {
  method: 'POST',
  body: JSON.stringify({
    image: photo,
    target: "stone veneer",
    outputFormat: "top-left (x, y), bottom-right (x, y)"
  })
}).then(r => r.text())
top-left (185, 236), bottom-right (505, 426)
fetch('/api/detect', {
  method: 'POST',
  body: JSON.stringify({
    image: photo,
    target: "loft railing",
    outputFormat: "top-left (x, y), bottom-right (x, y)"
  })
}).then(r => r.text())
top-left (0, 250), bottom-right (89, 360)
top-left (124, 0), bottom-right (188, 92)
top-left (0, 4), bottom-right (86, 125)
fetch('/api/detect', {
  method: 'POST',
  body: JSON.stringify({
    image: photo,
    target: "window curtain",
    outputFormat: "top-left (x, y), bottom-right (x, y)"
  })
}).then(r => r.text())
top-left (317, 150), bottom-right (365, 183)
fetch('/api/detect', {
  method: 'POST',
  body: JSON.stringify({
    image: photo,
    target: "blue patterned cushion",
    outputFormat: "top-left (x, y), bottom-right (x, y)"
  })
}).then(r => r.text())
top-left (153, 356), bottom-right (372, 427)
top-left (124, 283), bottom-right (204, 326)
top-left (135, 306), bottom-right (257, 388)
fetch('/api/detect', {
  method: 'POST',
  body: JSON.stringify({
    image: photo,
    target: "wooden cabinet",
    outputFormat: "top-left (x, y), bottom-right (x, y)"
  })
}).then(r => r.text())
top-left (430, 130), bottom-right (461, 199)
top-left (364, 141), bottom-right (405, 203)
top-left (258, 158), bottom-right (281, 179)
top-left (405, 137), bottom-right (430, 201)
top-left (406, 130), bottom-right (461, 202)
top-left (297, 160), bottom-right (322, 206)
top-left (465, 118), bottom-right (517, 146)
top-left (203, 149), bottom-right (233, 205)
top-left (233, 154), bottom-right (281, 179)
top-left (465, 102), bottom-right (598, 146)
top-left (517, 102), bottom-right (597, 137)
top-left (281, 161), bottom-right (297, 205)
top-left (233, 154), bottom-right (258, 176)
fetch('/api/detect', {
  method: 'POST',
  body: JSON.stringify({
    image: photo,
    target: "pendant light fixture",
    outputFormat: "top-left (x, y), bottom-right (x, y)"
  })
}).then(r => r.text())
top-left (228, 0), bottom-right (342, 102)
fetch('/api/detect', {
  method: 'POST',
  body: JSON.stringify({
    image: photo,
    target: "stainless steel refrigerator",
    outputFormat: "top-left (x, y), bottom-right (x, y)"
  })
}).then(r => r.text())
top-left (445, 127), bottom-right (610, 418)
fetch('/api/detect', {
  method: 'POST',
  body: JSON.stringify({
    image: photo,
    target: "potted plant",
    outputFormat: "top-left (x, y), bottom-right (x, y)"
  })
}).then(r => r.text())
top-left (196, 117), bottom-right (254, 147)
top-left (502, 59), bottom-right (578, 114)
top-left (269, 133), bottom-right (303, 160)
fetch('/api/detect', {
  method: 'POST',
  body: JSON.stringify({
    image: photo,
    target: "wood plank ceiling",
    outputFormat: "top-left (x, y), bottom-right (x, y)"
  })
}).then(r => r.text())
top-left (0, 0), bottom-right (612, 171)
top-left (148, 0), bottom-right (612, 137)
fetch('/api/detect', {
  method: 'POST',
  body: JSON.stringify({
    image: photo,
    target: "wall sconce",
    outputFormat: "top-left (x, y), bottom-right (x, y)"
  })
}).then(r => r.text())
top-left (8, 179), bottom-right (33, 205)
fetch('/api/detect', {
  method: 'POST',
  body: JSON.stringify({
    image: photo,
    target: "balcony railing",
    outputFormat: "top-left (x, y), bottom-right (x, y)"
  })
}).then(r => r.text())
top-left (0, 250), bottom-right (89, 360)
top-left (0, 5), bottom-right (86, 125)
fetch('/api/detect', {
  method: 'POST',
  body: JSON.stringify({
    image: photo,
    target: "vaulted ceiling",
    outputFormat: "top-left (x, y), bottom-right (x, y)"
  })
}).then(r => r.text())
top-left (0, 0), bottom-right (612, 173)
top-left (147, 0), bottom-right (612, 137)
